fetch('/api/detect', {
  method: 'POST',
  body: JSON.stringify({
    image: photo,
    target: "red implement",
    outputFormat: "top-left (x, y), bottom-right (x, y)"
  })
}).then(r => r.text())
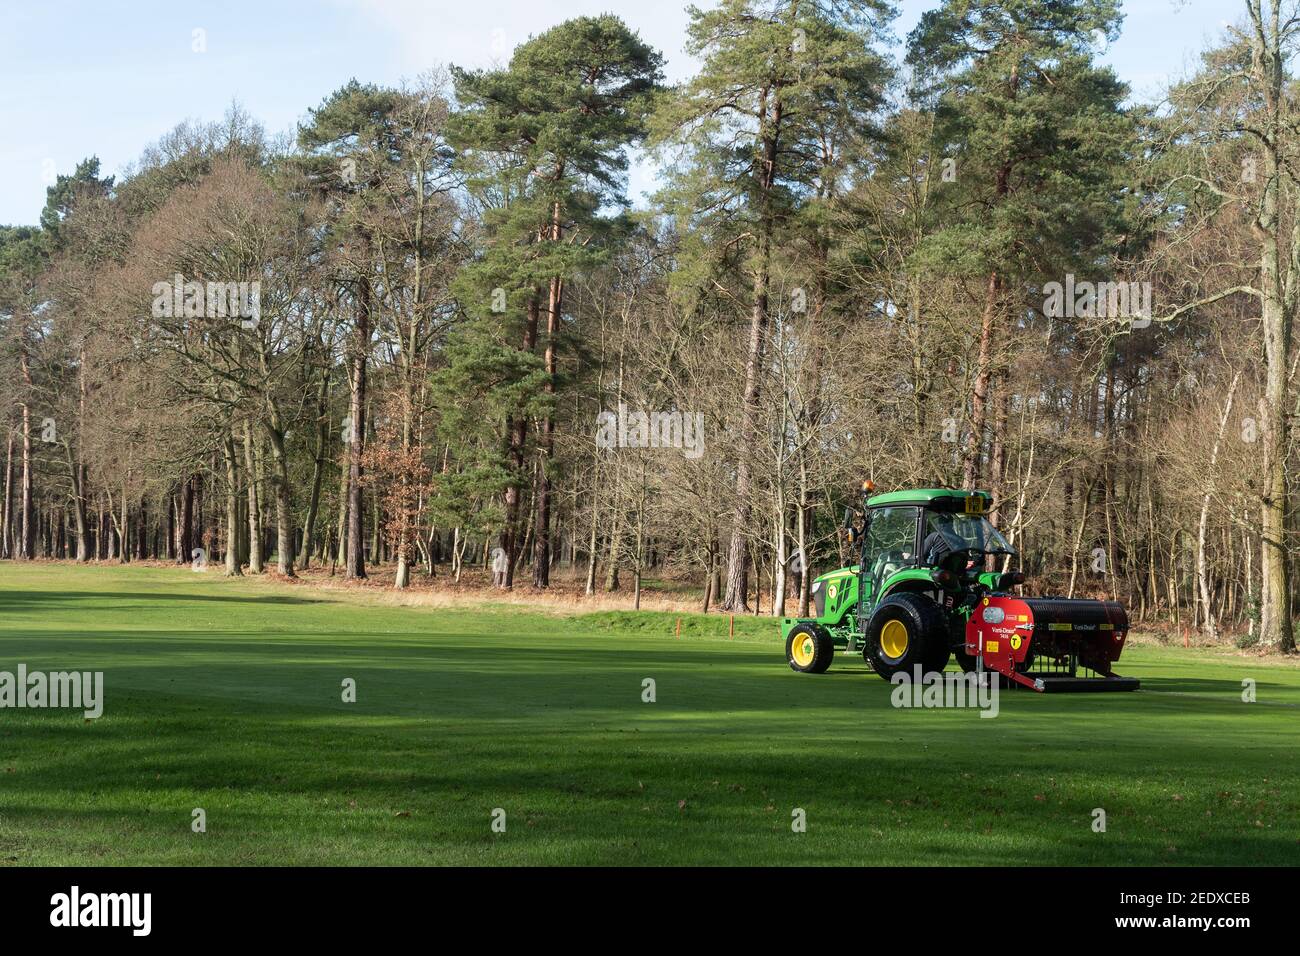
top-left (965, 595), bottom-right (1139, 692)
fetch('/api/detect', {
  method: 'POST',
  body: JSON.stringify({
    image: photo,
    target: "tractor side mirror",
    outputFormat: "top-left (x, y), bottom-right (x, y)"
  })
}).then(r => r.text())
top-left (842, 508), bottom-right (863, 544)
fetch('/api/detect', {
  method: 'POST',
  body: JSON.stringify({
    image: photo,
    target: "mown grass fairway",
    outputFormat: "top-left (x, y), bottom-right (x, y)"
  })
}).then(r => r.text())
top-left (0, 563), bottom-right (1296, 865)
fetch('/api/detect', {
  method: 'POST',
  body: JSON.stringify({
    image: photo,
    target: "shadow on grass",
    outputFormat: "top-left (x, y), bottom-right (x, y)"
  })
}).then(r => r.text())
top-left (4, 709), bottom-right (1297, 865)
top-left (0, 590), bottom-right (323, 610)
top-left (0, 629), bottom-right (783, 660)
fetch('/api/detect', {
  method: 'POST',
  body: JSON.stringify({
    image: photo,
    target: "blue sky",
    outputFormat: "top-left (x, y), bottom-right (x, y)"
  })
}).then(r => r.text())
top-left (0, 0), bottom-right (1244, 225)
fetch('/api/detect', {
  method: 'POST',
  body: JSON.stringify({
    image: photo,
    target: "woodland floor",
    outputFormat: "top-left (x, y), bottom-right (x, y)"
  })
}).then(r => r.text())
top-left (0, 562), bottom-right (1296, 865)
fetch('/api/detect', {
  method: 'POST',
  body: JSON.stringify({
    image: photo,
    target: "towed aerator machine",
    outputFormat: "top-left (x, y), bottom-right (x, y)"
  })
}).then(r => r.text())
top-left (965, 594), bottom-right (1136, 692)
top-left (779, 484), bottom-right (1139, 692)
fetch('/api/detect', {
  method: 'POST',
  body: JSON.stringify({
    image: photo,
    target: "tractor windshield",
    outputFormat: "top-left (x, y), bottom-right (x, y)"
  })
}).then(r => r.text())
top-left (921, 511), bottom-right (1015, 565)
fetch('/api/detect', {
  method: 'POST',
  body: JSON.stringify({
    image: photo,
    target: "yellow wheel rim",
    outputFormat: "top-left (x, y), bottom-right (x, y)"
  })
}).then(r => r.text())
top-left (880, 619), bottom-right (909, 660)
top-left (791, 634), bottom-right (816, 667)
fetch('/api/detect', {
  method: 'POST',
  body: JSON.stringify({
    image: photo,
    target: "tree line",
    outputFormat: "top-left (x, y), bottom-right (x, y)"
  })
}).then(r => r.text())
top-left (2, 0), bottom-right (1298, 651)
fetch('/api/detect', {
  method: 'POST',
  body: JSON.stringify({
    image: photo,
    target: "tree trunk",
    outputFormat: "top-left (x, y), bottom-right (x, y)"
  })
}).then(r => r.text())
top-left (18, 352), bottom-right (34, 559)
top-left (534, 207), bottom-right (563, 589)
top-left (584, 490), bottom-right (599, 596)
top-left (1245, 6), bottom-right (1294, 651)
top-left (2, 429), bottom-right (13, 559)
top-left (500, 294), bottom-right (540, 588)
top-left (1198, 374), bottom-right (1239, 639)
top-left (334, 436), bottom-right (348, 570)
top-left (179, 475), bottom-right (194, 566)
top-left (243, 421), bottom-right (264, 573)
top-left (299, 366), bottom-right (330, 570)
top-left (346, 268), bottom-right (371, 580)
top-left (722, 81), bottom-right (785, 610)
top-left (721, 237), bottom-right (770, 611)
top-left (222, 428), bottom-right (243, 576)
top-left (964, 270), bottom-right (1000, 489)
top-left (263, 420), bottom-right (295, 577)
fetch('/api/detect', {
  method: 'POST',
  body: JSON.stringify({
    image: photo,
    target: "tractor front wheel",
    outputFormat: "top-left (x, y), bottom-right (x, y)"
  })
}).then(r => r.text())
top-left (865, 593), bottom-right (949, 680)
top-left (786, 623), bottom-right (834, 674)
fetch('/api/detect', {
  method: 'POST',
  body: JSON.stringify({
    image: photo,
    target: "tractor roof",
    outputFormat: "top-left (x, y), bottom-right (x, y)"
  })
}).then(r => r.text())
top-left (866, 488), bottom-right (991, 509)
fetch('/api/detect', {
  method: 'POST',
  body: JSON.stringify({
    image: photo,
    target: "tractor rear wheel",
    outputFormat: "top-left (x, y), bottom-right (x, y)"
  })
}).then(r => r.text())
top-left (865, 592), bottom-right (949, 680)
top-left (786, 623), bottom-right (834, 674)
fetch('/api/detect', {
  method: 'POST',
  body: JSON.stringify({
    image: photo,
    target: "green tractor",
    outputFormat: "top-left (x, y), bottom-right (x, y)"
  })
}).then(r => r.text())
top-left (780, 483), bottom-right (1139, 692)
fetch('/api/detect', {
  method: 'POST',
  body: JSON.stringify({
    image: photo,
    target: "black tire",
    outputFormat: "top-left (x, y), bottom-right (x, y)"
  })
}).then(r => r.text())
top-left (786, 623), bottom-right (834, 674)
top-left (865, 592), bottom-right (950, 681)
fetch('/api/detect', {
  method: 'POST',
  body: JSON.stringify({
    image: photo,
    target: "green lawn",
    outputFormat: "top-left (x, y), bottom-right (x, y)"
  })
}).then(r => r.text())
top-left (0, 562), bottom-right (1296, 865)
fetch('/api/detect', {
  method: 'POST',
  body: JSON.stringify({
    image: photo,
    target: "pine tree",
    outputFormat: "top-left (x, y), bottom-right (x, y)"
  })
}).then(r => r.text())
top-left (907, 0), bottom-right (1134, 496)
top-left (654, 0), bottom-right (894, 610)
top-left (449, 15), bottom-right (662, 587)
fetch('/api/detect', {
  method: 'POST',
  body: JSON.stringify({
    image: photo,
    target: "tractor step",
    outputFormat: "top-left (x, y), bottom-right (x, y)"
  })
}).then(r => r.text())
top-left (1031, 675), bottom-right (1140, 693)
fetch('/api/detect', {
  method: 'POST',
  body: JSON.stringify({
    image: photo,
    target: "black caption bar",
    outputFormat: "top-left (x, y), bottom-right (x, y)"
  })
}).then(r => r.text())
top-left (0, 866), bottom-right (1281, 943)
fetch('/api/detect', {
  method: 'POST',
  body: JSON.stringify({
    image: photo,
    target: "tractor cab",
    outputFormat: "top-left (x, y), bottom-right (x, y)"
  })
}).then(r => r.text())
top-left (855, 486), bottom-right (1014, 606)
